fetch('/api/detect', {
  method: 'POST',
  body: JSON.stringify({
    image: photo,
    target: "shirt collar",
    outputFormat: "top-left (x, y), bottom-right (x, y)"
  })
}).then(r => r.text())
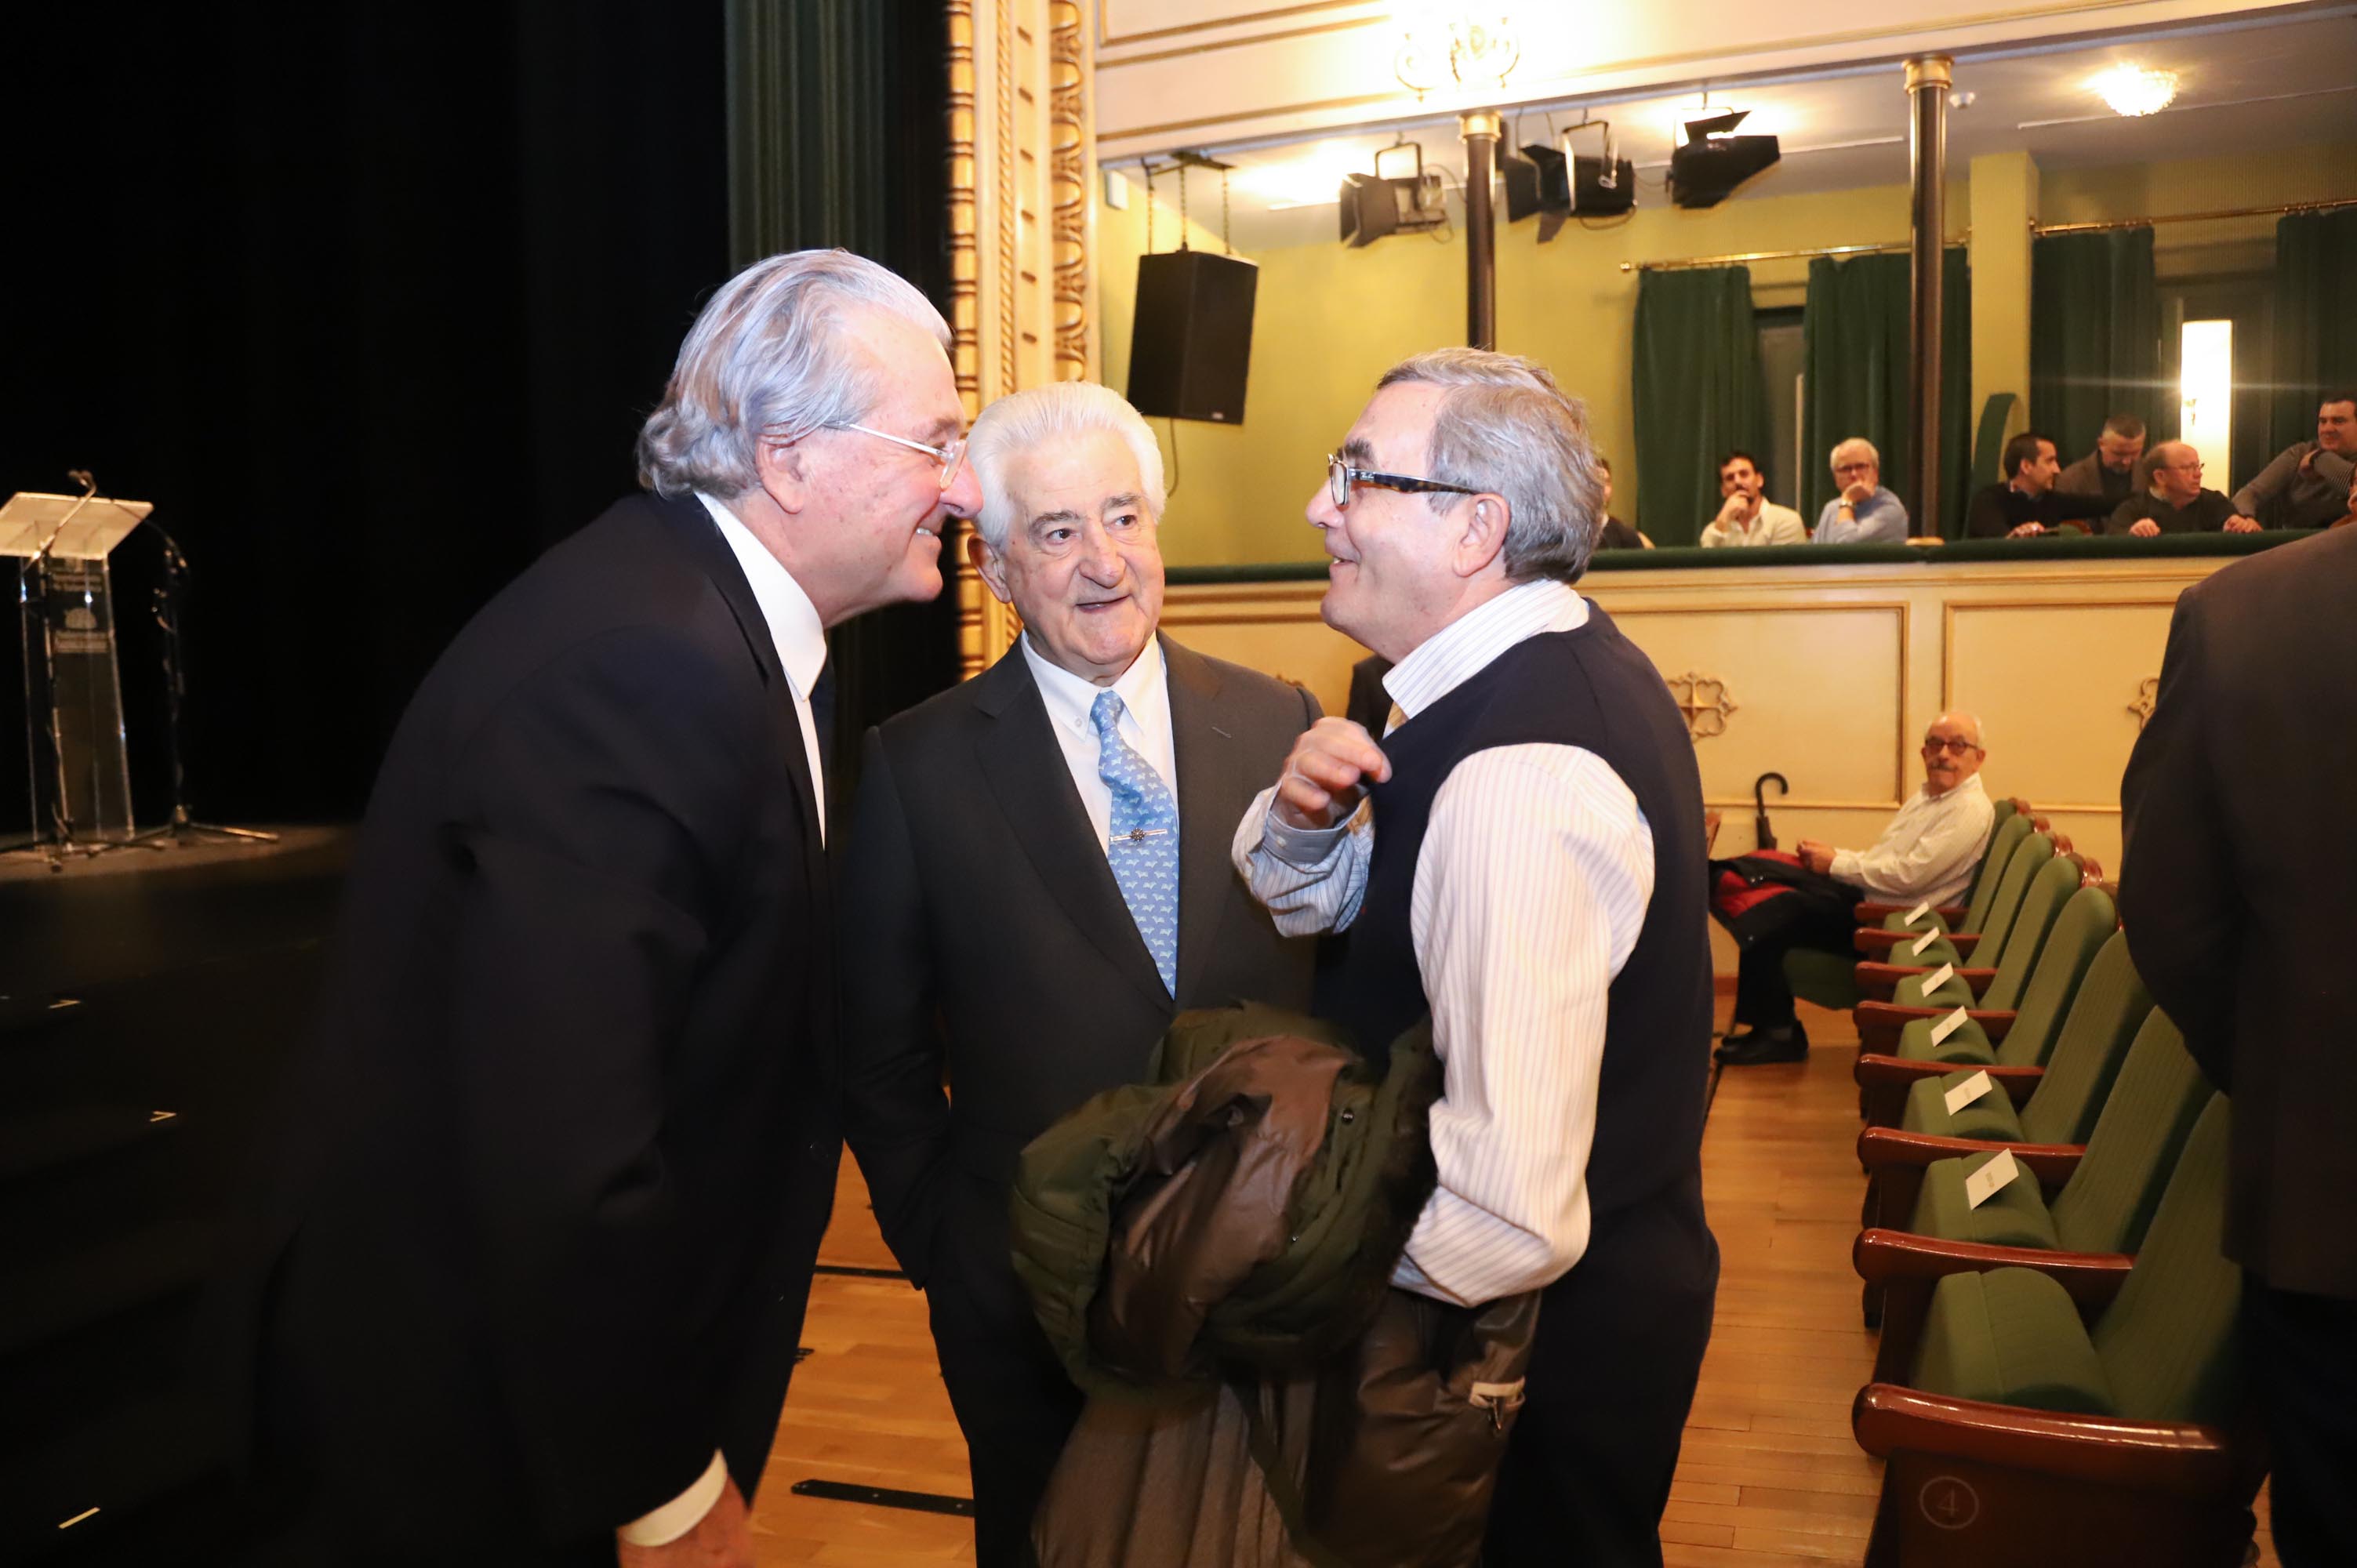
top-left (1922, 773), bottom-right (1988, 808)
top-left (696, 492), bottom-right (828, 701)
top-left (1383, 578), bottom-right (1587, 722)
top-left (1022, 630), bottom-right (1165, 738)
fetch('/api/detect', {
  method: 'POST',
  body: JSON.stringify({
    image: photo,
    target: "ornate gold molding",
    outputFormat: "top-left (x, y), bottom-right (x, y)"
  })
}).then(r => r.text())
top-left (1667, 673), bottom-right (1738, 741)
top-left (946, 0), bottom-right (979, 409)
top-left (1050, 0), bottom-right (1090, 382)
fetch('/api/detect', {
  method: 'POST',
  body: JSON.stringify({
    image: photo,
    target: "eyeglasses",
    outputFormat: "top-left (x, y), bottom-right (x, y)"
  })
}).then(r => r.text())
top-left (826, 421), bottom-right (968, 490)
top-left (1921, 736), bottom-right (1982, 755)
top-left (1327, 453), bottom-right (1482, 510)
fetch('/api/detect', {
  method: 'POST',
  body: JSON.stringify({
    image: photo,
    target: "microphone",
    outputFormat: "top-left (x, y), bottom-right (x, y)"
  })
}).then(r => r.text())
top-left (67, 469), bottom-right (94, 491)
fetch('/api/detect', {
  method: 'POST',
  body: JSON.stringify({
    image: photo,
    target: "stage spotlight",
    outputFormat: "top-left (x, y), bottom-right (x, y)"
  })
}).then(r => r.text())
top-left (1501, 123), bottom-right (1634, 241)
top-left (1338, 143), bottom-right (1447, 247)
top-left (1669, 107), bottom-right (1780, 208)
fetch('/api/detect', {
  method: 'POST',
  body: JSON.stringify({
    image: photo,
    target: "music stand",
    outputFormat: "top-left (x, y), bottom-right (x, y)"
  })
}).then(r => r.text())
top-left (2, 490), bottom-right (147, 862)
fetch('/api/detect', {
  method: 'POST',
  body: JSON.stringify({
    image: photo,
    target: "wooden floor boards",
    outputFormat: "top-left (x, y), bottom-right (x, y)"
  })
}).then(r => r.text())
top-left (750, 998), bottom-right (2275, 1566)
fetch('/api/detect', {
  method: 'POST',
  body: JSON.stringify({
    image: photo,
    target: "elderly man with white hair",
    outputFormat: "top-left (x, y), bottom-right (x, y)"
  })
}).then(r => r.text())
top-left (1814, 436), bottom-right (1912, 543)
top-left (838, 380), bottom-right (1320, 1567)
top-left (1233, 348), bottom-right (1719, 1567)
top-left (242, 250), bottom-right (978, 1567)
top-left (1716, 710), bottom-right (1995, 1065)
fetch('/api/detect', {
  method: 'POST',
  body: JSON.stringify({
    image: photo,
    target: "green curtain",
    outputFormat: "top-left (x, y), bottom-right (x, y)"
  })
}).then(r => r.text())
top-left (1632, 267), bottom-right (1767, 546)
top-left (2267, 208), bottom-right (2357, 456)
top-left (2029, 229), bottom-right (2163, 462)
top-left (1800, 249), bottom-right (1972, 534)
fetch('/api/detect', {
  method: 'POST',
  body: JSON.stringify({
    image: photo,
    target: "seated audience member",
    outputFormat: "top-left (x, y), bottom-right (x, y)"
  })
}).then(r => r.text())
top-left (1814, 438), bottom-right (1909, 543)
top-left (2337, 464), bottom-right (2357, 531)
top-left (1712, 712), bottom-right (1994, 1065)
top-left (2108, 442), bottom-right (2253, 535)
top-left (2232, 392), bottom-right (2357, 529)
top-left (1699, 450), bottom-right (1806, 547)
top-left (1593, 456), bottom-right (1652, 549)
top-left (1967, 431), bottom-right (2115, 538)
top-left (2056, 413), bottom-right (2147, 509)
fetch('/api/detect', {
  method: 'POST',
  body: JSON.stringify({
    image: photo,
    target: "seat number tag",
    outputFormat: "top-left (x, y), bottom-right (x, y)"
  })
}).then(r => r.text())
top-left (1905, 899), bottom-right (1932, 924)
top-left (1929, 1006), bottom-right (1971, 1046)
top-left (1965, 1148), bottom-right (2021, 1208)
top-left (1912, 928), bottom-right (1941, 956)
top-left (1944, 1069), bottom-right (1994, 1115)
top-left (1923, 963), bottom-right (1956, 994)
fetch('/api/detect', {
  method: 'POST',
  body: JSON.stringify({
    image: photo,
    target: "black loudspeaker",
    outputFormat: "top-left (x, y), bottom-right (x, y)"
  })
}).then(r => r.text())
top-left (1127, 249), bottom-right (1258, 425)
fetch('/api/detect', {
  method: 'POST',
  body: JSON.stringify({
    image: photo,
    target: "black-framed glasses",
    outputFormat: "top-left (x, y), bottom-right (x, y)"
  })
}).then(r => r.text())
top-left (1921, 736), bottom-right (1982, 755)
top-left (1327, 453), bottom-right (1482, 510)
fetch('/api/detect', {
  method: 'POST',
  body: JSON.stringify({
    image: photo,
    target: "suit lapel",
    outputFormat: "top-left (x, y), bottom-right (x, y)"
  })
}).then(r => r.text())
top-left (1164, 637), bottom-right (1244, 1006)
top-left (972, 647), bottom-right (1171, 1010)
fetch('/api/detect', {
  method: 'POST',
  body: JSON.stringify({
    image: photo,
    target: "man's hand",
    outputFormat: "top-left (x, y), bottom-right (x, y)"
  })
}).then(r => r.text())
top-left (2007, 521), bottom-right (2046, 539)
top-left (2224, 514), bottom-right (2262, 534)
top-left (1794, 838), bottom-right (1836, 876)
top-left (2297, 448), bottom-right (2317, 477)
top-left (1715, 492), bottom-right (1759, 530)
top-left (617, 1477), bottom-right (753, 1568)
top-left (2130, 518), bottom-right (2162, 538)
top-left (1273, 717), bottom-right (1391, 832)
top-left (1841, 481), bottom-right (1874, 507)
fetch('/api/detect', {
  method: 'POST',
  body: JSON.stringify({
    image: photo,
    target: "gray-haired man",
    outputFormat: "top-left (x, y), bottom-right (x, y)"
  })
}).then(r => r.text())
top-left (839, 380), bottom-right (1320, 1566)
top-left (243, 249), bottom-right (977, 1567)
top-left (1233, 349), bottom-right (1717, 1566)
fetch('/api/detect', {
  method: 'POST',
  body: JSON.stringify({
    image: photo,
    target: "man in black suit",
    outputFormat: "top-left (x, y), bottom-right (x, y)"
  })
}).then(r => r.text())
top-left (2121, 525), bottom-right (2357, 1567)
top-left (242, 251), bottom-right (979, 1566)
top-left (838, 381), bottom-right (1319, 1565)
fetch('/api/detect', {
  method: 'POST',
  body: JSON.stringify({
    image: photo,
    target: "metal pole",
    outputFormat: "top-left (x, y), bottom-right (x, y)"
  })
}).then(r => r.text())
top-left (1460, 110), bottom-right (1502, 350)
top-left (1905, 56), bottom-right (1952, 539)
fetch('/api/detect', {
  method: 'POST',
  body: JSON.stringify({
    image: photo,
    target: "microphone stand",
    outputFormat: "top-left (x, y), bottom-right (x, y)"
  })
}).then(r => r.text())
top-left (15, 471), bottom-right (101, 866)
top-left (120, 517), bottom-right (278, 850)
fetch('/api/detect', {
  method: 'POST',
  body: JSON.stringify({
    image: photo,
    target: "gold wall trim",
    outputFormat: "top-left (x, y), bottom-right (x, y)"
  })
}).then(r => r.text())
top-left (1096, 0), bottom-right (1372, 52)
top-left (1938, 597), bottom-right (2182, 710)
top-left (1051, 0), bottom-right (1090, 379)
top-left (1704, 797), bottom-right (1909, 811)
top-left (947, 0), bottom-right (979, 409)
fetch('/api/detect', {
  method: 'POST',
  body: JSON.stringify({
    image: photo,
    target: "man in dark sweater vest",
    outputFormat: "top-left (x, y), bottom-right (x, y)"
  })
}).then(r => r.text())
top-left (1230, 349), bottom-right (1719, 1566)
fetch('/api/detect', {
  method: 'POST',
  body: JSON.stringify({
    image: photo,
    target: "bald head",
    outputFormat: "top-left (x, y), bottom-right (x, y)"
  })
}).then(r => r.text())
top-left (2148, 441), bottom-right (2204, 506)
top-left (1922, 710), bottom-right (1985, 797)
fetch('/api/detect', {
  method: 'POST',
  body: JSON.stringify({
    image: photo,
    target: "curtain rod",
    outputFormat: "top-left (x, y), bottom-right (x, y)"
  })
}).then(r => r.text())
top-left (1621, 237), bottom-right (1966, 274)
top-left (2033, 196), bottom-right (2357, 235)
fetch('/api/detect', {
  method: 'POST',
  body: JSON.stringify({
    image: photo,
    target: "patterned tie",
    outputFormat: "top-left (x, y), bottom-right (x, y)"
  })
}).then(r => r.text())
top-left (1091, 690), bottom-right (1181, 996)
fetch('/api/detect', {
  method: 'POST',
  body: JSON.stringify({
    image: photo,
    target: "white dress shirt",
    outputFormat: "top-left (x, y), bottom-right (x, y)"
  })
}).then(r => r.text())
top-left (1020, 632), bottom-right (1177, 853)
top-left (1698, 501), bottom-right (1807, 548)
top-left (697, 492), bottom-right (829, 844)
top-left (1230, 579), bottom-right (1655, 1308)
top-left (1828, 773), bottom-right (1994, 906)
top-left (619, 495), bottom-right (833, 1549)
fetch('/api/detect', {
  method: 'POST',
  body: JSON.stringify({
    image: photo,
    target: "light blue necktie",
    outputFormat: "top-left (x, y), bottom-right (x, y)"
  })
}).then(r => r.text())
top-left (1091, 690), bottom-right (1180, 996)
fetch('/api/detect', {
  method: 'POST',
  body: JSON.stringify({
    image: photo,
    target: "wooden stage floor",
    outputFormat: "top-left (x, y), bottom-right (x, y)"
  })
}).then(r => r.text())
top-left (747, 1000), bottom-right (2276, 1566)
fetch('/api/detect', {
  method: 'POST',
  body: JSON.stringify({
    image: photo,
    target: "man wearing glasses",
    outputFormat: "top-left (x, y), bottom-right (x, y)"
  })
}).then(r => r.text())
top-left (1234, 349), bottom-right (1718, 1566)
top-left (837, 381), bottom-right (1320, 1566)
top-left (242, 251), bottom-right (977, 1568)
top-left (2108, 441), bottom-right (2251, 535)
top-left (1716, 713), bottom-right (1995, 1066)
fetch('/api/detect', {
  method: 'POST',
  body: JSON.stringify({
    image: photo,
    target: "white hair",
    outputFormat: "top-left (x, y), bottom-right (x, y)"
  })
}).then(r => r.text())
top-left (967, 381), bottom-right (1168, 552)
top-left (1375, 347), bottom-right (1604, 583)
top-left (1832, 437), bottom-right (1881, 470)
top-left (637, 249), bottom-right (951, 500)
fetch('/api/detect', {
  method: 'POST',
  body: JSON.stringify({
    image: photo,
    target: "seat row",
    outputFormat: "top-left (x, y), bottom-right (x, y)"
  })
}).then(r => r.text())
top-left (1811, 797), bottom-right (2264, 1566)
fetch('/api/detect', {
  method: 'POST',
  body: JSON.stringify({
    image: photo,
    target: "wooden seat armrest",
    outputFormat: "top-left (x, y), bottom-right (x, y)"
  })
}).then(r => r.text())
top-left (1854, 961), bottom-right (1923, 1000)
top-left (1855, 927), bottom-right (1911, 955)
top-left (1854, 1127), bottom-right (2084, 1182)
top-left (1852, 1385), bottom-right (2238, 1496)
top-left (1850, 1229), bottom-right (2132, 1312)
top-left (1854, 900), bottom-right (1965, 924)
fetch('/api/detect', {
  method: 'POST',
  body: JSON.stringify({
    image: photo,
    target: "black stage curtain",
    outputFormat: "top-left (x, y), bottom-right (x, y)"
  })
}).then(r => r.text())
top-left (2, 1), bottom-right (948, 830)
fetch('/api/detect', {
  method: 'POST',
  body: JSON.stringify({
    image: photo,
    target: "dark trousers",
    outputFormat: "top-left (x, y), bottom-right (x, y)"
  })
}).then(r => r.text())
top-left (1484, 1179), bottom-right (1720, 1567)
top-left (2243, 1276), bottom-right (2357, 1567)
top-left (1721, 870), bottom-right (1857, 1030)
top-left (927, 1177), bottom-right (1086, 1568)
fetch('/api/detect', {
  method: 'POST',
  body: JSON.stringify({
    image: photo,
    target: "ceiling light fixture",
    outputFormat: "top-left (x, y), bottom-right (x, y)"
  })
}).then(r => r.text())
top-left (1395, 9), bottom-right (1520, 95)
top-left (2090, 64), bottom-right (2180, 117)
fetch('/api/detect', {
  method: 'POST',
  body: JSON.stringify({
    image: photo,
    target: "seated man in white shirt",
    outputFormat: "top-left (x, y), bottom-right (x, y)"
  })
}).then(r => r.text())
top-left (1715, 710), bottom-right (1994, 1064)
top-left (1698, 450), bottom-right (1807, 547)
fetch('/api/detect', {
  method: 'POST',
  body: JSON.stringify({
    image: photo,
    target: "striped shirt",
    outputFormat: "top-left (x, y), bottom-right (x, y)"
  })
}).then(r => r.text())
top-left (1229, 579), bottom-right (1655, 1307)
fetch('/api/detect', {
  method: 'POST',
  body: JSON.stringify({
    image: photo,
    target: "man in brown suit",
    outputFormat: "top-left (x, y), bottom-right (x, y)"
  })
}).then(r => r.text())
top-left (2120, 525), bottom-right (2357, 1567)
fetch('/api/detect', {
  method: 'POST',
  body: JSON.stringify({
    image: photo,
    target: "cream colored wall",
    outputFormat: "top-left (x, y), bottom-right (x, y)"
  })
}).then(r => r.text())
top-left (1098, 143), bottom-right (2357, 568)
top-left (1161, 551), bottom-right (2240, 884)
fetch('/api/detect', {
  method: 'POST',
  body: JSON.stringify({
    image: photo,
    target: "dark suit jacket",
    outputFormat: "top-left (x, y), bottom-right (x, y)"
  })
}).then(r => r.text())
top-left (839, 634), bottom-right (1319, 1299)
top-left (2121, 525), bottom-right (2357, 1298)
top-left (1344, 653), bottom-right (1395, 737)
top-left (247, 490), bottom-right (837, 1557)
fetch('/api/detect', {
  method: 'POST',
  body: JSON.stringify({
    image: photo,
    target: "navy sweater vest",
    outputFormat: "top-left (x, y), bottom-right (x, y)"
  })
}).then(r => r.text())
top-left (1315, 602), bottom-right (1714, 1223)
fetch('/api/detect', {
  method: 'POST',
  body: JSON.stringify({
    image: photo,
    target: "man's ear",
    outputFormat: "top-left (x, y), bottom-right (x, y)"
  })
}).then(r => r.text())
top-left (971, 532), bottom-right (1015, 606)
top-left (753, 436), bottom-right (812, 514)
top-left (1453, 492), bottom-right (1512, 579)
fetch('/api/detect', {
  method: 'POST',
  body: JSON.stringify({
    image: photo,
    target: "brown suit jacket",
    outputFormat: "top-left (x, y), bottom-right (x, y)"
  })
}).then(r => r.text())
top-left (2120, 526), bottom-right (2357, 1298)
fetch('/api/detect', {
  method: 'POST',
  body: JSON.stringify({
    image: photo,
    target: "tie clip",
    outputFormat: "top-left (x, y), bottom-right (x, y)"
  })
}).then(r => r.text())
top-left (1113, 828), bottom-right (1170, 844)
